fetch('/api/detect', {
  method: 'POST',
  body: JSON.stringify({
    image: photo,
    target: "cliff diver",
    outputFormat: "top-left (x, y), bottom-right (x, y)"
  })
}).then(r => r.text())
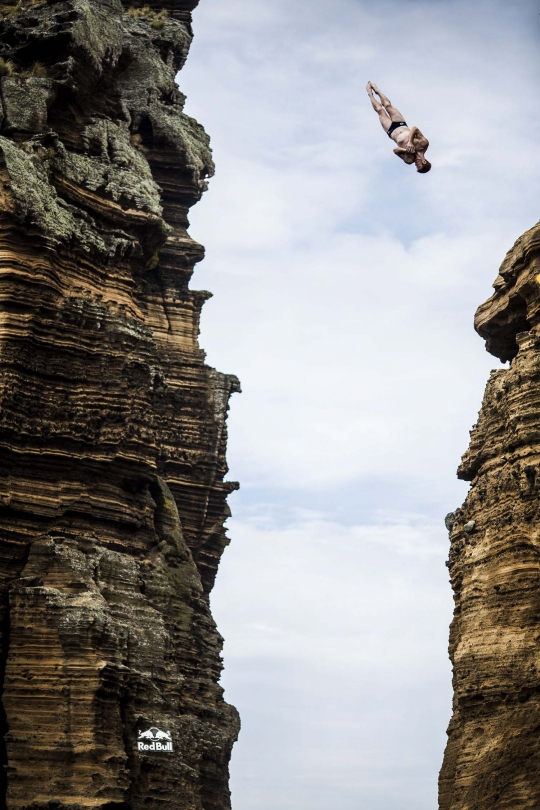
top-left (366, 82), bottom-right (431, 173)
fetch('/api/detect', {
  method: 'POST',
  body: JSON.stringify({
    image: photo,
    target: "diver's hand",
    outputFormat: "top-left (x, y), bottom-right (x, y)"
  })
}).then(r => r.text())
top-left (406, 142), bottom-right (415, 154)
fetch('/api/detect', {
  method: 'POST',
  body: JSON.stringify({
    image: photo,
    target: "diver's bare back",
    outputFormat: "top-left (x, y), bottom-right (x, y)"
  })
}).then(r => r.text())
top-left (366, 82), bottom-right (431, 173)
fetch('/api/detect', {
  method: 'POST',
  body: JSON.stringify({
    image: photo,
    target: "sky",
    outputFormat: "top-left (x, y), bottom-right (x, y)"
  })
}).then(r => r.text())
top-left (178, 1), bottom-right (540, 808)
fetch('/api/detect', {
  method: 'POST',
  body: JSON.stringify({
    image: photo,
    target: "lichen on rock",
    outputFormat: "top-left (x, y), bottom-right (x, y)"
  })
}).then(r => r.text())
top-left (0, 1), bottom-right (239, 808)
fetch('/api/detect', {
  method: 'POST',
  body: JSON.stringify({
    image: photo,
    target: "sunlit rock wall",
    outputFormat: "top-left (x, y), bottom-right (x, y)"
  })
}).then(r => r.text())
top-left (0, 1), bottom-right (240, 807)
top-left (439, 222), bottom-right (540, 810)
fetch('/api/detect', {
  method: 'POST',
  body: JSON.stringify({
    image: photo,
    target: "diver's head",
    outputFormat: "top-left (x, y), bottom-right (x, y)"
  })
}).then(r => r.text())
top-left (415, 154), bottom-right (431, 173)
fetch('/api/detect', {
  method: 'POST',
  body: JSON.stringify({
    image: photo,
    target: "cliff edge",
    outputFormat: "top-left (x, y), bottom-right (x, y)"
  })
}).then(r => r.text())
top-left (440, 221), bottom-right (540, 810)
top-left (0, 1), bottom-right (240, 808)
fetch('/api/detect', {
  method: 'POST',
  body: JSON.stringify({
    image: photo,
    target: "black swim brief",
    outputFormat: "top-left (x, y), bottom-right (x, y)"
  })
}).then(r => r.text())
top-left (387, 121), bottom-right (407, 138)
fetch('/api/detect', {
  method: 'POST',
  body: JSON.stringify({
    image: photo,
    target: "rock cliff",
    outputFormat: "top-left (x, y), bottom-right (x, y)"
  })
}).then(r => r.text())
top-left (0, 1), bottom-right (240, 808)
top-left (439, 221), bottom-right (540, 810)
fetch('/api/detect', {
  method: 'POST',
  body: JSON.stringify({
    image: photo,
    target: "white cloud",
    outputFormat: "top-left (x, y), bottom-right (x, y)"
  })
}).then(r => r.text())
top-left (181, 0), bottom-right (539, 492)
top-left (178, 0), bottom-right (540, 806)
top-left (199, 227), bottom-right (506, 489)
top-left (213, 509), bottom-right (453, 810)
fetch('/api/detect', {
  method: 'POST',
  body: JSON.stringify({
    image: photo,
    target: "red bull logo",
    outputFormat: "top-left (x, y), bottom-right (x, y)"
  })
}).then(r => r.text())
top-left (137, 726), bottom-right (174, 752)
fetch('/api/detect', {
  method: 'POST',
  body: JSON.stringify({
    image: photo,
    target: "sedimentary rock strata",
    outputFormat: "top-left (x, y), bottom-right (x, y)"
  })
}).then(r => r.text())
top-left (0, 1), bottom-right (240, 808)
top-left (439, 221), bottom-right (540, 810)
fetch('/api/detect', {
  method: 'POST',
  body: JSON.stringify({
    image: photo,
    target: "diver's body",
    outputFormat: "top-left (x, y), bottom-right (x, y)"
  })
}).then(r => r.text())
top-left (366, 82), bottom-right (431, 173)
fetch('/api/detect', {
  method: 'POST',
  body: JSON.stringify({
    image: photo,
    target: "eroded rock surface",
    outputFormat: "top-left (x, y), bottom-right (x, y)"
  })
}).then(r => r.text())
top-left (0, 1), bottom-right (240, 808)
top-left (439, 221), bottom-right (540, 810)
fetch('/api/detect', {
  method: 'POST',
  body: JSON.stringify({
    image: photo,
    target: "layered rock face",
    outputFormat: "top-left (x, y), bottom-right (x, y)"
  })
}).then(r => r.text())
top-left (0, 1), bottom-right (240, 808)
top-left (439, 222), bottom-right (540, 810)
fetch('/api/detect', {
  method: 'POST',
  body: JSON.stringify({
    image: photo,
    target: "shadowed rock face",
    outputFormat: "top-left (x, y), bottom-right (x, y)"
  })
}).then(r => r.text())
top-left (0, 1), bottom-right (240, 808)
top-left (439, 221), bottom-right (540, 810)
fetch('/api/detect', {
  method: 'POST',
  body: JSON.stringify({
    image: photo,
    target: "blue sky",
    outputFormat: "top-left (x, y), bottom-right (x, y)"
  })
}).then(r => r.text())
top-left (178, 1), bottom-right (540, 807)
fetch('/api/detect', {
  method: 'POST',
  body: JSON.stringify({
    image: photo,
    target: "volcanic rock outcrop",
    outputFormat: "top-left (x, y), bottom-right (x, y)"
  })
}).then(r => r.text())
top-left (439, 221), bottom-right (540, 810)
top-left (0, 1), bottom-right (240, 808)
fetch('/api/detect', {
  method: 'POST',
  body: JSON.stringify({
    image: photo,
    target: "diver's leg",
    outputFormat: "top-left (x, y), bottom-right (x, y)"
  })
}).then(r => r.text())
top-left (370, 83), bottom-right (406, 123)
top-left (366, 82), bottom-right (392, 133)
